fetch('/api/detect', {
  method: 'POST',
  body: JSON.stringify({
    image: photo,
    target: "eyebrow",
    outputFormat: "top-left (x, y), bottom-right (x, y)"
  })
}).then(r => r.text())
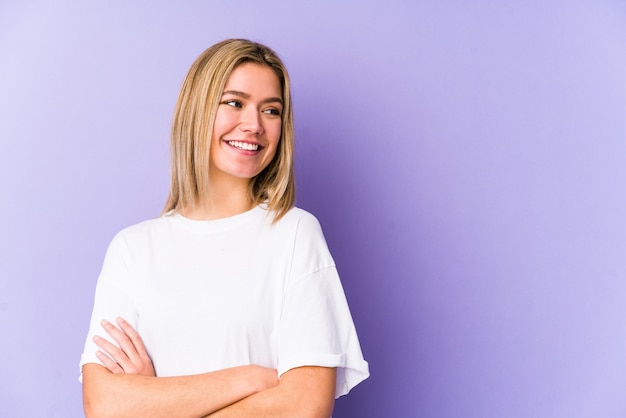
top-left (222, 90), bottom-right (283, 106)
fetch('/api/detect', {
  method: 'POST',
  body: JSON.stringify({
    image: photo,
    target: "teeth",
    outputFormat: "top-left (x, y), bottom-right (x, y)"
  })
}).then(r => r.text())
top-left (228, 141), bottom-right (259, 151)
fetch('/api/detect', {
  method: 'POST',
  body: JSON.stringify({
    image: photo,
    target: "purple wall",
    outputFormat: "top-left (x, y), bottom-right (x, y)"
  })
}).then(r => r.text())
top-left (1, 1), bottom-right (625, 417)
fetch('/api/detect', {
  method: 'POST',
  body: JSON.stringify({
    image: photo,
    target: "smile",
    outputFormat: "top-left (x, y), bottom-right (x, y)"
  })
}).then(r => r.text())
top-left (227, 140), bottom-right (260, 151)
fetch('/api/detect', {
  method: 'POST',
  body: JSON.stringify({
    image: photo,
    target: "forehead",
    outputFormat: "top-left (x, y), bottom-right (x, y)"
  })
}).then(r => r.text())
top-left (224, 62), bottom-right (282, 97)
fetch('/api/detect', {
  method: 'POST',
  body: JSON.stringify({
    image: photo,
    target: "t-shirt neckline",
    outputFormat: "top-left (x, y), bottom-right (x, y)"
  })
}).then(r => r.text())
top-left (169, 204), bottom-right (268, 233)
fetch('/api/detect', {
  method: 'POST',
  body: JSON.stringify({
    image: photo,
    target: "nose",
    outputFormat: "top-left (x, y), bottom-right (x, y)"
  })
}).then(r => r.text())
top-left (239, 107), bottom-right (264, 135)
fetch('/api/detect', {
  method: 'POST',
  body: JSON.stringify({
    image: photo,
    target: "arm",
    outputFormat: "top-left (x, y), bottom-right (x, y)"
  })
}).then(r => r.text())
top-left (83, 363), bottom-right (278, 418)
top-left (208, 366), bottom-right (336, 418)
top-left (83, 318), bottom-right (279, 418)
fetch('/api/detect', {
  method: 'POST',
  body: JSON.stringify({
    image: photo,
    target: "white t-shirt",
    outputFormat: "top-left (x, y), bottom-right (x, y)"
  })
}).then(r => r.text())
top-left (80, 205), bottom-right (369, 398)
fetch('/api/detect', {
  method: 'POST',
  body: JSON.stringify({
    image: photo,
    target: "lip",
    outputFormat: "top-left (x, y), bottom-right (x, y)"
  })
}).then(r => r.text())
top-left (223, 139), bottom-right (265, 154)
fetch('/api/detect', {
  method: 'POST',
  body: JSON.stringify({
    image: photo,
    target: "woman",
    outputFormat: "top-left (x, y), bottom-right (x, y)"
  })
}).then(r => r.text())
top-left (80, 39), bottom-right (369, 417)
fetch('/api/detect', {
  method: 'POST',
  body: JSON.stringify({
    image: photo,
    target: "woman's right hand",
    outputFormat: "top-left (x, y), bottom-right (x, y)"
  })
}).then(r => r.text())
top-left (93, 317), bottom-right (156, 377)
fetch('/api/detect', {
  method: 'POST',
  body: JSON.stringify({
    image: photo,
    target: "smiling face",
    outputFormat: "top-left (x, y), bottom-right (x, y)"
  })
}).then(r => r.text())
top-left (209, 62), bottom-right (283, 186)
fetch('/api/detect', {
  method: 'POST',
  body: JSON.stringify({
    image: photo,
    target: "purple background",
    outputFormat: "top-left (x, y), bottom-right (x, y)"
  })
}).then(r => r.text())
top-left (1, 1), bottom-right (626, 417)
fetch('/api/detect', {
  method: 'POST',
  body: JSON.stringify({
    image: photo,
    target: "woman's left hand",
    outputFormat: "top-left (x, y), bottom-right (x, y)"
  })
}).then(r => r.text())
top-left (93, 317), bottom-right (156, 377)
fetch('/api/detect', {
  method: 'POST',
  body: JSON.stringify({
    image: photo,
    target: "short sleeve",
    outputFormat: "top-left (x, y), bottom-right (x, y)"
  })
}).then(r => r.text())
top-left (277, 214), bottom-right (369, 398)
top-left (78, 233), bottom-right (138, 380)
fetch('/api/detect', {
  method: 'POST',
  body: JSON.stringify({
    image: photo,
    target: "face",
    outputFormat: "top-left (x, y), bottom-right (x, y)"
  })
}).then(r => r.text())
top-left (209, 62), bottom-right (283, 185)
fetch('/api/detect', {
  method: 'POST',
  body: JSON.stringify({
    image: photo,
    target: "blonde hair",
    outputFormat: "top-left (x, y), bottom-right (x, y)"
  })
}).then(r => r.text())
top-left (162, 39), bottom-right (295, 221)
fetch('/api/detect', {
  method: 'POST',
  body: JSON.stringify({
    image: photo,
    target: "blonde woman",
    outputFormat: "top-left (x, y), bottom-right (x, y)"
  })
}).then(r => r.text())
top-left (80, 39), bottom-right (369, 417)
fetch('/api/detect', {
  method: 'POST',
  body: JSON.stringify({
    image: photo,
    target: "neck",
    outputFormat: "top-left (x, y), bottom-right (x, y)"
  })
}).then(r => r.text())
top-left (180, 175), bottom-right (254, 221)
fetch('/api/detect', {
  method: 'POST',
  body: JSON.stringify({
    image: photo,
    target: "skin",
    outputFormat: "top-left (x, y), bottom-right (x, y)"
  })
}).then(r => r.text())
top-left (183, 62), bottom-right (283, 221)
top-left (83, 63), bottom-right (336, 418)
top-left (84, 322), bottom-right (279, 418)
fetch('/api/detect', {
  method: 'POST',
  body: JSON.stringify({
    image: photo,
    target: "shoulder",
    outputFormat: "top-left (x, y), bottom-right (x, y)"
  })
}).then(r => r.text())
top-left (268, 207), bottom-right (328, 244)
top-left (107, 216), bottom-right (172, 250)
top-left (116, 216), bottom-right (168, 237)
top-left (276, 207), bottom-right (335, 271)
top-left (276, 207), bottom-right (323, 232)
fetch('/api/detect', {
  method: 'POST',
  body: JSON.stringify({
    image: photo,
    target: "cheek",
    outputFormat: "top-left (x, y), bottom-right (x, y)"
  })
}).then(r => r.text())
top-left (267, 122), bottom-right (282, 147)
top-left (212, 110), bottom-right (236, 138)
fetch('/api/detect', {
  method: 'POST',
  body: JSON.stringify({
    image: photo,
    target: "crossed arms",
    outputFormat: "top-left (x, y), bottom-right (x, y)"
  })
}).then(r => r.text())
top-left (82, 318), bottom-right (336, 418)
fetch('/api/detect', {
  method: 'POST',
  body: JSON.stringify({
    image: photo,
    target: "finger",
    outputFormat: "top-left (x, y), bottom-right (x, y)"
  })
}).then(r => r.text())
top-left (98, 321), bottom-right (136, 370)
top-left (95, 349), bottom-right (124, 374)
top-left (101, 319), bottom-right (137, 358)
top-left (115, 317), bottom-right (155, 376)
top-left (116, 317), bottom-right (149, 358)
top-left (93, 334), bottom-right (130, 367)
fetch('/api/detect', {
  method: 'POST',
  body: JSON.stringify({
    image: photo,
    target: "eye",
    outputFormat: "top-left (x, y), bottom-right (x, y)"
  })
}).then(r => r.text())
top-left (263, 107), bottom-right (282, 116)
top-left (222, 99), bottom-right (242, 108)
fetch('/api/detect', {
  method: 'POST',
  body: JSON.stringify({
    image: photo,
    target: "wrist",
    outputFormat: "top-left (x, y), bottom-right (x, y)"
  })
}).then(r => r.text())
top-left (247, 365), bottom-right (278, 393)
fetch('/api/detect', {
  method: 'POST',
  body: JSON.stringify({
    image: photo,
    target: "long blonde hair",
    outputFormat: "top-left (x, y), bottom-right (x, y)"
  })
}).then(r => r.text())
top-left (162, 39), bottom-right (295, 221)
